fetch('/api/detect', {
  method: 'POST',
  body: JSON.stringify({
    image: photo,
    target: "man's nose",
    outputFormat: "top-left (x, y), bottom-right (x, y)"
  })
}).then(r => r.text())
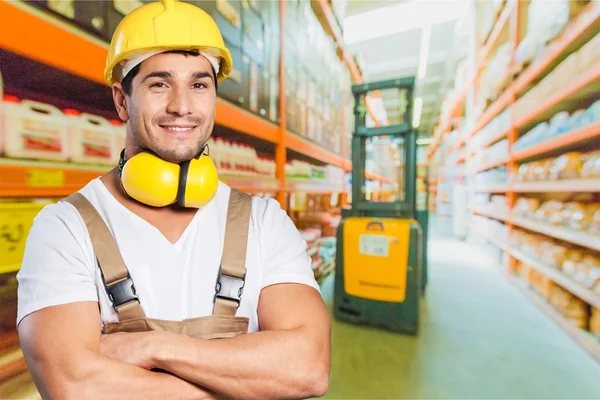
top-left (166, 86), bottom-right (192, 116)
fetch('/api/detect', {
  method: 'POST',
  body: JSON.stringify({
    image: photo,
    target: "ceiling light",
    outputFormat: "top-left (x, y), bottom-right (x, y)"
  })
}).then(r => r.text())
top-left (343, 0), bottom-right (467, 45)
top-left (412, 97), bottom-right (423, 128)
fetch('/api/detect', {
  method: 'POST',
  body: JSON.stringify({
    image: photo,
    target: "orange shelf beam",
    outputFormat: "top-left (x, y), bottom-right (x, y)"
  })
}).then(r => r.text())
top-left (512, 122), bottom-right (600, 161)
top-left (0, 160), bottom-right (281, 197)
top-left (512, 1), bottom-right (600, 96)
top-left (0, 160), bottom-right (108, 198)
top-left (216, 99), bottom-right (280, 144)
top-left (0, 1), bottom-right (107, 84)
top-left (285, 132), bottom-right (349, 169)
top-left (511, 179), bottom-right (600, 193)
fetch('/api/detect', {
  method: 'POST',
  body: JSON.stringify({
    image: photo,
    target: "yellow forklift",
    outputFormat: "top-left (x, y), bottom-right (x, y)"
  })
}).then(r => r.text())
top-left (334, 76), bottom-right (426, 335)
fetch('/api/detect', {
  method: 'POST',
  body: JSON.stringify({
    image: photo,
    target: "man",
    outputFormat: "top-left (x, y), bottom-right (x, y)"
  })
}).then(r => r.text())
top-left (16, 1), bottom-right (331, 399)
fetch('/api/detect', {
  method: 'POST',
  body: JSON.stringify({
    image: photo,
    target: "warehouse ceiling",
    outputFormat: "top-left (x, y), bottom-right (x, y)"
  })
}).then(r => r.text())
top-left (343, 0), bottom-right (470, 138)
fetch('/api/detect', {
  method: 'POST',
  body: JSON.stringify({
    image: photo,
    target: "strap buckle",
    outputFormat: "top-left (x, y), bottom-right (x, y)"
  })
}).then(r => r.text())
top-left (105, 276), bottom-right (139, 312)
top-left (215, 273), bottom-right (245, 307)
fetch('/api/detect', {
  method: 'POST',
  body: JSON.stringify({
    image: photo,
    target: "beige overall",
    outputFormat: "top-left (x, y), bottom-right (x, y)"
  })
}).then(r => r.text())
top-left (62, 188), bottom-right (252, 339)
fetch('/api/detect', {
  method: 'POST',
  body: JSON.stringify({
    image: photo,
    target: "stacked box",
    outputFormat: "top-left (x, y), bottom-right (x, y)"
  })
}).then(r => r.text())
top-left (241, 1), bottom-right (265, 114)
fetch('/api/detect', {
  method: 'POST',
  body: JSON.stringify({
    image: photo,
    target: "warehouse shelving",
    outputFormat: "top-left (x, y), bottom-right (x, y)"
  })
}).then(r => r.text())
top-left (514, 62), bottom-right (600, 130)
top-left (0, 0), bottom-right (393, 201)
top-left (510, 248), bottom-right (600, 309)
top-left (511, 179), bottom-right (600, 193)
top-left (512, 121), bottom-right (600, 161)
top-left (311, 0), bottom-right (383, 126)
top-left (510, 276), bottom-right (600, 362)
top-left (510, 217), bottom-right (600, 253)
top-left (430, 0), bottom-right (600, 359)
top-left (471, 208), bottom-right (508, 222)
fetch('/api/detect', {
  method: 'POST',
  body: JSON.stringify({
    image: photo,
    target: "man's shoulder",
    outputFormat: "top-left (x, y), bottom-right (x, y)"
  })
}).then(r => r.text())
top-left (217, 180), bottom-right (285, 223)
top-left (34, 178), bottom-right (104, 228)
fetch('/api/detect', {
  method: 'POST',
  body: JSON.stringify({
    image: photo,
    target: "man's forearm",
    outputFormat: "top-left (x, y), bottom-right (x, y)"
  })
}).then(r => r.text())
top-left (150, 329), bottom-right (329, 400)
top-left (30, 349), bottom-right (217, 400)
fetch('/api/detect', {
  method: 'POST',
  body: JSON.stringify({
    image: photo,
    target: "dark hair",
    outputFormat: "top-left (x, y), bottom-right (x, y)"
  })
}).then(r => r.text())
top-left (121, 50), bottom-right (219, 96)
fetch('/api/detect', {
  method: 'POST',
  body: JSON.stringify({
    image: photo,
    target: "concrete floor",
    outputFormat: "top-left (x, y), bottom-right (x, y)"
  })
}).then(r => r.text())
top-left (321, 233), bottom-right (600, 399)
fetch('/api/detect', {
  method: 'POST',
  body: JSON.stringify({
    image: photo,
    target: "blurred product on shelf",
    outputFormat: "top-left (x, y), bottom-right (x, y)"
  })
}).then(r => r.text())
top-left (511, 228), bottom-right (587, 269)
top-left (64, 109), bottom-right (116, 165)
top-left (472, 193), bottom-right (509, 216)
top-left (2, 96), bottom-right (69, 161)
top-left (482, 42), bottom-right (512, 101)
top-left (0, 201), bottom-right (51, 275)
top-left (468, 138), bottom-right (509, 172)
top-left (514, 0), bottom-right (593, 77)
top-left (516, 151), bottom-right (600, 182)
top-left (514, 100), bottom-right (600, 152)
top-left (549, 283), bottom-right (589, 329)
top-left (472, 166), bottom-right (508, 186)
top-left (207, 137), bottom-right (277, 178)
top-left (591, 307), bottom-right (600, 338)
top-left (472, 214), bottom-right (508, 244)
top-left (470, 109), bottom-right (511, 153)
top-left (512, 196), bottom-right (600, 233)
top-left (110, 119), bottom-right (127, 164)
top-left (513, 31), bottom-right (600, 125)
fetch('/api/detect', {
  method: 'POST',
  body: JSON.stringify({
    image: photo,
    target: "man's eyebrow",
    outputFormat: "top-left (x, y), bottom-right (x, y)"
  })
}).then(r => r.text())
top-left (141, 71), bottom-right (173, 83)
top-left (193, 71), bottom-right (214, 81)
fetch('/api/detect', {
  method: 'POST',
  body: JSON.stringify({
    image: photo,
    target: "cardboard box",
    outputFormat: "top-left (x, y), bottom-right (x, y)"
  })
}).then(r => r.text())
top-left (218, 40), bottom-right (244, 105)
top-left (242, 1), bottom-right (265, 65)
top-left (213, 0), bottom-right (243, 48)
top-left (298, 101), bottom-right (308, 137)
top-left (269, 75), bottom-right (280, 123)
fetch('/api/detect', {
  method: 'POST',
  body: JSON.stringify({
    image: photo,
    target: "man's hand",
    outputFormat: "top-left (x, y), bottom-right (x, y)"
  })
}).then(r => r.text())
top-left (100, 331), bottom-right (158, 370)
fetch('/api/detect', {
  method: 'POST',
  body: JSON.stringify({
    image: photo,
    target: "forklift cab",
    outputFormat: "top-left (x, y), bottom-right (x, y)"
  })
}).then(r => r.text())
top-left (334, 77), bottom-right (427, 335)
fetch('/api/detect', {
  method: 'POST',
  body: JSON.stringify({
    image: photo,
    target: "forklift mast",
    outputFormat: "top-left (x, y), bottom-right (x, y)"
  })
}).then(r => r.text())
top-left (345, 76), bottom-right (417, 219)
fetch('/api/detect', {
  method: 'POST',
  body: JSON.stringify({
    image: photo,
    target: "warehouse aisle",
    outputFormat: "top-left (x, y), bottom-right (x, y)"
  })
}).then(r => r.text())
top-left (321, 228), bottom-right (600, 399)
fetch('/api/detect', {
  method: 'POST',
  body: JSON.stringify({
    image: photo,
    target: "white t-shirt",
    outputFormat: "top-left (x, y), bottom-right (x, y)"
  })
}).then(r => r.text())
top-left (16, 178), bottom-right (320, 333)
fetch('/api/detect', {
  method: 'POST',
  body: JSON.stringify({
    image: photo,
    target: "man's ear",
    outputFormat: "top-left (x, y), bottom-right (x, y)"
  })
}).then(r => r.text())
top-left (112, 82), bottom-right (129, 121)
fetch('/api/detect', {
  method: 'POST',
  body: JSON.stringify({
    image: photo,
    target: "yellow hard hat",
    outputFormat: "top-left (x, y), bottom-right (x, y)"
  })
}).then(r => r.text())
top-left (104, 0), bottom-right (233, 86)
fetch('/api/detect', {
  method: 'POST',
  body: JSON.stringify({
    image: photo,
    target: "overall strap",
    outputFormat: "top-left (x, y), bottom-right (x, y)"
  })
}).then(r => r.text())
top-left (213, 188), bottom-right (252, 316)
top-left (63, 193), bottom-right (144, 321)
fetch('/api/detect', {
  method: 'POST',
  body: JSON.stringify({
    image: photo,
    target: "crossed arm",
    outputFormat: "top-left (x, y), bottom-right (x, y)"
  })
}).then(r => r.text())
top-left (18, 283), bottom-right (331, 400)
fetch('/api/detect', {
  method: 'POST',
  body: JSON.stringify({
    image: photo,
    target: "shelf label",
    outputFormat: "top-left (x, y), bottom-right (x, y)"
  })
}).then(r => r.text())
top-left (359, 234), bottom-right (389, 257)
top-left (26, 169), bottom-right (65, 188)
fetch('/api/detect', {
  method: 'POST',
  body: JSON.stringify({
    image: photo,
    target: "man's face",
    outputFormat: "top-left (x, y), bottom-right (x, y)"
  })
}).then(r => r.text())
top-left (119, 52), bottom-right (217, 163)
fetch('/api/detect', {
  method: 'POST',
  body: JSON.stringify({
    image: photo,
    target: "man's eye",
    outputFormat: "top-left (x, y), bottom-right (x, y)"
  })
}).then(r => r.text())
top-left (192, 82), bottom-right (208, 89)
top-left (150, 82), bottom-right (167, 88)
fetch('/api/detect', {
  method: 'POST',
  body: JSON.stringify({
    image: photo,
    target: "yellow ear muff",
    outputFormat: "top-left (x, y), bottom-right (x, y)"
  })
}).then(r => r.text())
top-left (119, 150), bottom-right (219, 208)
top-left (120, 152), bottom-right (180, 207)
top-left (177, 155), bottom-right (219, 208)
